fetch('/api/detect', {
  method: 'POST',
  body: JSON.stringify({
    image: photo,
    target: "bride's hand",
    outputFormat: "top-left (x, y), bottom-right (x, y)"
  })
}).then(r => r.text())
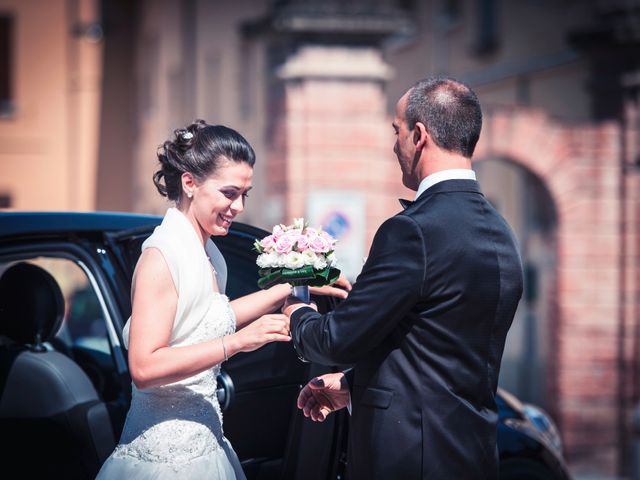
top-left (229, 314), bottom-right (291, 354)
top-left (309, 275), bottom-right (352, 299)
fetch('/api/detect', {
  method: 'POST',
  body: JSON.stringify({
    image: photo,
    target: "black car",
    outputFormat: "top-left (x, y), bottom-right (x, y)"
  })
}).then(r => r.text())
top-left (0, 211), bottom-right (570, 480)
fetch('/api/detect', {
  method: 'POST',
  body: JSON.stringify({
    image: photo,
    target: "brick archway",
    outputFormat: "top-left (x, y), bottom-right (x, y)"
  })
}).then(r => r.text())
top-left (475, 106), bottom-right (624, 471)
top-left (474, 155), bottom-right (559, 416)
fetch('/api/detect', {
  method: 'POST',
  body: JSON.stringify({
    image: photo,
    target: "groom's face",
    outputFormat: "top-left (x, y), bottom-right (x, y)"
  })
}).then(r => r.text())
top-left (393, 92), bottom-right (419, 190)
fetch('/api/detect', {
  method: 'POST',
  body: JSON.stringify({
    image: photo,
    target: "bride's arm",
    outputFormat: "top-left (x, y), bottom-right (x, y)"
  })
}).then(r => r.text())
top-left (128, 248), bottom-right (290, 390)
top-left (230, 284), bottom-right (292, 329)
top-left (231, 279), bottom-right (352, 329)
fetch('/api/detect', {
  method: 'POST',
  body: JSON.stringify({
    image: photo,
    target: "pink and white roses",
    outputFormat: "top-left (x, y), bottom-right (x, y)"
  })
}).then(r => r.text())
top-left (254, 218), bottom-right (340, 289)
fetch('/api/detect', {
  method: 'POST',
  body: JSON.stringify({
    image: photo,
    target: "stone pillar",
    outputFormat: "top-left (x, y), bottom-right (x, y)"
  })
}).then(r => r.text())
top-left (266, 45), bottom-right (405, 245)
top-left (255, 0), bottom-right (414, 278)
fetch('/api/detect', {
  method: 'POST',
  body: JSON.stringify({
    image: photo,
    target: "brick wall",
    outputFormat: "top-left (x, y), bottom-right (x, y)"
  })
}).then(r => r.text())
top-left (476, 107), bottom-right (636, 475)
top-left (266, 46), bottom-right (411, 246)
top-left (267, 46), bottom-right (639, 474)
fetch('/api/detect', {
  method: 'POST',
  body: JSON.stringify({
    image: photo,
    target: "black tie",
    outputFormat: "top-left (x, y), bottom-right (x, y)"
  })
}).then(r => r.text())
top-left (399, 198), bottom-right (414, 210)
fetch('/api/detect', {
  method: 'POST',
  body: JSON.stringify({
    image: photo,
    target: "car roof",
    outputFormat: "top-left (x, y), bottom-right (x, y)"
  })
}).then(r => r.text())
top-left (0, 211), bottom-right (162, 237)
top-left (0, 211), bottom-right (267, 239)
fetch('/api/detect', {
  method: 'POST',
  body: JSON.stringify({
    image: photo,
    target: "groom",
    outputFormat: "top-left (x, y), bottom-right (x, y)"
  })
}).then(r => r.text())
top-left (284, 77), bottom-right (523, 479)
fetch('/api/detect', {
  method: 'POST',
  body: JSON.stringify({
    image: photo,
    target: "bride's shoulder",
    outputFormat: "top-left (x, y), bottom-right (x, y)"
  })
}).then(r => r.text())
top-left (135, 228), bottom-right (181, 293)
top-left (132, 247), bottom-right (178, 300)
top-left (141, 227), bottom-right (179, 264)
top-left (135, 248), bottom-right (171, 281)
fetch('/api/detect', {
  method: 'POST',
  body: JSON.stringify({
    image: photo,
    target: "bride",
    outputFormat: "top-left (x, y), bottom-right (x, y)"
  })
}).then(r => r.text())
top-left (96, 121), bottom-right (349, 479)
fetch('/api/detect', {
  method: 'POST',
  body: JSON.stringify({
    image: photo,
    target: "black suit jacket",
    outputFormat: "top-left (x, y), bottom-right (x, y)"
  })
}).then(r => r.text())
top-left (290, 180), bottom-right (523, 480)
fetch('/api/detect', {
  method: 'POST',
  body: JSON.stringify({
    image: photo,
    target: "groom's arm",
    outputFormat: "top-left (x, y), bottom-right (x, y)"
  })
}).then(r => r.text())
top-left (289, 215), bottom-right (426, 365)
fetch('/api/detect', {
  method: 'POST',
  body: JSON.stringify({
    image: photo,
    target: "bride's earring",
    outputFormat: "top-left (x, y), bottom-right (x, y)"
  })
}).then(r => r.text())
top-left (187, 191), bottom-right (193, 199)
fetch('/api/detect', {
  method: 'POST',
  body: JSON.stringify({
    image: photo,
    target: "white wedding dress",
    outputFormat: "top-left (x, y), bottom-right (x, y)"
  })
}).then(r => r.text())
top-left (97, 208), bottom-right (246, 479)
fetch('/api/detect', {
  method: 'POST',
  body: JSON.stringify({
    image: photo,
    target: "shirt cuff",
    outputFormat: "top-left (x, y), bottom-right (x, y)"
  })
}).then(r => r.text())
top-left (290, 305), bottom-right (317, 325)
top-left (288, 303), bottom-right (312, 317)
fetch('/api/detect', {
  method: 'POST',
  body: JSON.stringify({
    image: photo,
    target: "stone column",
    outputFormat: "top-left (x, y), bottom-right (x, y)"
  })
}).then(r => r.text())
top-left (254, 1), bottom-right (414, 279)
top-left (267, 45), bottom-right (404, 244)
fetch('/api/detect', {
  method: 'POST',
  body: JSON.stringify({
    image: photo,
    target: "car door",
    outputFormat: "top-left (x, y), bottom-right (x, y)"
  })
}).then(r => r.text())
top-left (107, 222), bottom-right (345, 480)
top-left (0, 236), bottom-right (133, 441)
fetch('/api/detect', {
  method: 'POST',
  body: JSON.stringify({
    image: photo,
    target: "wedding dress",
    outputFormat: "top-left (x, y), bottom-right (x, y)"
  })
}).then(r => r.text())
top-left (96, 208), bottom-right (245, 479)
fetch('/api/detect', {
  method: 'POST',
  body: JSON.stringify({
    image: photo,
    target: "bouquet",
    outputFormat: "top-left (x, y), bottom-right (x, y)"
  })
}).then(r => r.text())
top-left (254, 218), bottom-right (340, 301)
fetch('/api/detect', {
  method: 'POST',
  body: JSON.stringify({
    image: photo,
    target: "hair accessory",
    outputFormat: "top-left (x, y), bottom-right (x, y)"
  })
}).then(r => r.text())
top-left (182, 131), bottom-right (194, 140)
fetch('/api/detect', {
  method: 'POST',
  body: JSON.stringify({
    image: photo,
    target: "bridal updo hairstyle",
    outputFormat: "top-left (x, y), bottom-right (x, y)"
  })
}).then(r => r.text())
top-left (153, 119), bottom-right (256, 202)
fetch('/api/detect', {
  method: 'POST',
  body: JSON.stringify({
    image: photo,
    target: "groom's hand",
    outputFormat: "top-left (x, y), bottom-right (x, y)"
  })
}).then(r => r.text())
top-left (282, 295), bottom-right (317, 317)
top-left (309, 275), bottom-right (352, 300)
top-left (297, 372), bottom-right (350, 422)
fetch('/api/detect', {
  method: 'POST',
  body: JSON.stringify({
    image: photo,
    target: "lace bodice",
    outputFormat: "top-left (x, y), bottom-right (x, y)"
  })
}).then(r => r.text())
top-left (112, 294), bottom-right (236, 470)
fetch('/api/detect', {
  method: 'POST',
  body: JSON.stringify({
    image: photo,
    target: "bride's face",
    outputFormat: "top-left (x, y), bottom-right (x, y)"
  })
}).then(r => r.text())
top-left (189, 159), bottom-right (253, 238)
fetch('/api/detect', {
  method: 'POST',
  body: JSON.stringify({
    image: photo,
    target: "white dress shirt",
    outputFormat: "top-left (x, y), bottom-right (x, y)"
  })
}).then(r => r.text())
top-left (415, 169), bottom-right (477, 200)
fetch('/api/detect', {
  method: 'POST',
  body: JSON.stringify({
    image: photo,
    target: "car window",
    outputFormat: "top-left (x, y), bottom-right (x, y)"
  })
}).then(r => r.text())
top-left (113, 233), bottom-right (148, 279)
top-left (31, 258), bottom-right (109, 354)
top-left (0, 257), bottom-right (117, 397)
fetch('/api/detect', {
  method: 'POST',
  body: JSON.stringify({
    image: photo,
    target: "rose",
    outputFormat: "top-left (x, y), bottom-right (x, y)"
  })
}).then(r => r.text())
top-left (296, 235), bottom-right (310, 252)
top-left (259, 235), bottom-right (277, 252)
top-left (275, 235), bottom-right (295, 254)
top-left (309, 235), bottom-right (331, 253)
top-left (320, 231), bottom-right (336, 247)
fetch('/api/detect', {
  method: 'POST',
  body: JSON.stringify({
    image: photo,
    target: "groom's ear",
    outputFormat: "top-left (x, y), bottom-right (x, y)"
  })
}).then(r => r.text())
top-left (413, 122), bottom-right (428, 151)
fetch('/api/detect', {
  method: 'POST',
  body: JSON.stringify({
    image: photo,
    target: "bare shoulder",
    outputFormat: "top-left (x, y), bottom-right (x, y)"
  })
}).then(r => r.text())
top-left (137, 246), bottom-right (169, 272)
top-left (129, 247), bottom-right (177, 362)
top-left (132, 247), bottom-right (177, 297)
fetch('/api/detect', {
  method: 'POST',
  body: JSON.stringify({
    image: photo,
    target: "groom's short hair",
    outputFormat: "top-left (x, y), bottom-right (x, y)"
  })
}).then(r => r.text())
top-left (406, 77), bottom-right (482, 158)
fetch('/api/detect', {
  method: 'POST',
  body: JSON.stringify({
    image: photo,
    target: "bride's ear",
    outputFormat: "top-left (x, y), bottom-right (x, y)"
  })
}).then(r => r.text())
top-left (181, 172), bottom-right (196, 198)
